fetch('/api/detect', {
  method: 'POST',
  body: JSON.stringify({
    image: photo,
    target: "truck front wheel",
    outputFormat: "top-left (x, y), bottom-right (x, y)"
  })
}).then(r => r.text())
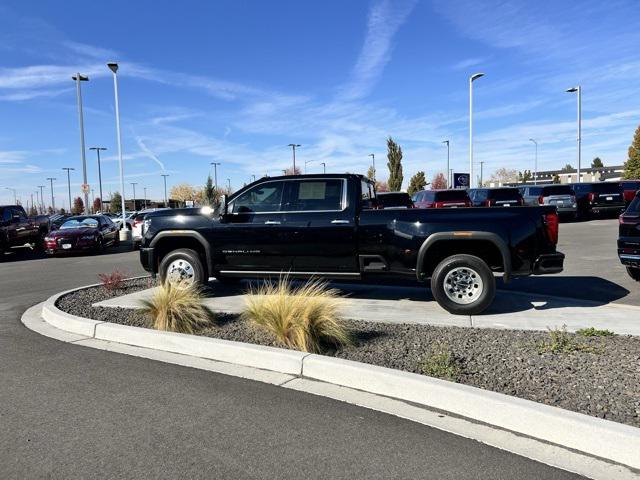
top-left (159, 248), bottom-right (207, 286)
top-left (430, 254), bottom-right (495, 315)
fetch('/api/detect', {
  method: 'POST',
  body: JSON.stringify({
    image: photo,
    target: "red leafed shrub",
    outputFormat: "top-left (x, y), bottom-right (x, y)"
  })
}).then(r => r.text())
top-left (98, 270), bottom-right (125, 291)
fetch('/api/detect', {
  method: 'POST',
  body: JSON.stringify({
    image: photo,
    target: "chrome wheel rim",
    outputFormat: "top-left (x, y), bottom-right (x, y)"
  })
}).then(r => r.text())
top-left (166, 259), bottom-right (195, 284)
top-left (443, 267), bottom-right (483, 305)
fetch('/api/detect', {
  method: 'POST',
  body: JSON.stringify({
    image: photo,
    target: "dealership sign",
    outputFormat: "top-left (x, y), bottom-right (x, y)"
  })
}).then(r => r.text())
top-left (453, 173), bottom-right (470, 189)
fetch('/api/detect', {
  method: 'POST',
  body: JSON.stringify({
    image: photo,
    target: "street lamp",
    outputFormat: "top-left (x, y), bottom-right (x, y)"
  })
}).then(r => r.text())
top-left (210, 162), bottom-right (221, 190)
top-left (320, 162), bottom-right (326, 174)
top-left (130, 183), bottom-right (138, 211)
top-left (529, 138), bottom-right (538, 185)
top-left (479, 161), bottom-right (485, 187)
top-left (38, 186), bottom-right (45, 213)
top-left (368, 153), bottom-right (375, 181)
top-left (107, 62), bottom-right (127, 232)
top-left (46, 177), bottom-right (56, 212)
top-left (288, 144), bottom-right (301, 174)
top-left (566, 86), bottom-right (582, 183)
top-left (89, 147), bottom-right (107, 205)
top-left (304, 159), bottom-right (313, 173)
top-left (251, 174), bottom-right (256, 182)
top-left (5, 187), bottom-right (16, 204)
top-left (62, 167), bottom-right (75, 213)
top-left (143, 187), bottom-right (147, 209)
top-left (161, 174), bottom-right (169, 207)
top-left (72, 73), bottom-right (90, 214)
top-left (442, 140), bottom-right (450, 187)
top-left (469, 72), bottom-right (485, 188)
top-left (226, 178), bottom-right (231, 192)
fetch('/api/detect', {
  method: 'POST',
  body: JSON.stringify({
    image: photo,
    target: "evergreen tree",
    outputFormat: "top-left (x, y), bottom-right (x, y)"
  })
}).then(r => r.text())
top-left (72, 197), bottom-right (84, 215)
top-left (386, 137), bottom-right (403, 191)
top-left (110, 192), bottom-right (122, 213)
top-left (552, 174), bottom-right (560, 184)
top-left (203, 175), bottom-right (216, 206)
top-left (561, 164), bottom-right (574, 173)
top-left (518, 170), bottom-right (533, 183)
top-left (407, 171), bottom-right (427, 195)
top-left (591, 157), bottom-right (603, 168)
top-left (623, 125), bottom-right (640, 179)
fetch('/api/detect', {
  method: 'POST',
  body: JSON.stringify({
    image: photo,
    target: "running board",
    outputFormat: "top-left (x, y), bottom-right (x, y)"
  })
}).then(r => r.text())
top-left (218, 270), bottom-right (361, 280)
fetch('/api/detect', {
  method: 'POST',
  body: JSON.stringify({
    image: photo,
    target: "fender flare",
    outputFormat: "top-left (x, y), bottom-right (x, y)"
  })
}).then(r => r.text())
top-left (150, 230), bottom-right (213, 274)
top-left (415, 232), bottom-right (512, 283)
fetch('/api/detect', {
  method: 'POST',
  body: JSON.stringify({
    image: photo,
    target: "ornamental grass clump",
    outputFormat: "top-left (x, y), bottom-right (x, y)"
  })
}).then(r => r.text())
top-left (242, 277), bottom-right (351, 353)
top-left (140, 282), bottom-right (213, 334)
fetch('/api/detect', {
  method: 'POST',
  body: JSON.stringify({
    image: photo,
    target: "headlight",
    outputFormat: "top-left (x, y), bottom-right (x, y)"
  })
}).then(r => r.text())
top-left (80, 234), bottom-right (95, 240)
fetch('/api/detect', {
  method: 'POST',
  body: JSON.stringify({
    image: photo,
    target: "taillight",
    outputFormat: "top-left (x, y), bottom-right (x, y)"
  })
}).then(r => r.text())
top-left (484, 199), bottom-right (493, 206)
top-left (434, 201), bottom-right (444, 208)
top-left (620, 214), bottom-right (639, 225)
top-left (537, 195), bottom-right (544, 205)
top-left (587, 192), bottom-right (598, 202)
top-left (544, 212), bottom-right (559, 245)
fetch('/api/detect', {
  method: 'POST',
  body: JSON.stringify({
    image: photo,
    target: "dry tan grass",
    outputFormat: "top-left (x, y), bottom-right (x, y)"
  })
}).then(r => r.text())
top-left (139, 282), bottom-right (213, 333)
top-left (242, 277), bottom-right (351, 353)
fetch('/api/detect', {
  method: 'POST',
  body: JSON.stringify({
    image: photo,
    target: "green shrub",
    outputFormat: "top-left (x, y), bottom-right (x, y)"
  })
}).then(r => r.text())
top-left (242, 277), bottom-right (351, 353)
top-left (537, 325), bottom-right (598, 354)
top-left (420, 344), bottom-right (462, 381)
top-left (576, 327), bottom-right (615, 337)
top-left (139, 282), bottom-right (213, 333)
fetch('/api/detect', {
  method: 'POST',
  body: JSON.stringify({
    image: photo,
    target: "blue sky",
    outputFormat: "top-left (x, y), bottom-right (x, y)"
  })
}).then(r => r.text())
top-left (1, 0), bottom-right (640, 206)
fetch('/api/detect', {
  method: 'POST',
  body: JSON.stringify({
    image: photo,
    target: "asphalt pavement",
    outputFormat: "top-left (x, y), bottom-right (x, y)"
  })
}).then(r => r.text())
top-left (0, 246), bottom-right (586, 479)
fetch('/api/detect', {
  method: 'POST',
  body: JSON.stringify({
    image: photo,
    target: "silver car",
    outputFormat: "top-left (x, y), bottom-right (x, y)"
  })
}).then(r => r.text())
top-left (521, 185), bottom-right (577, 219)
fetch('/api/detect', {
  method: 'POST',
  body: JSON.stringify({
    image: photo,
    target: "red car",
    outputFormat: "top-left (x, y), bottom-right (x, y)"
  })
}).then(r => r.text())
top-left (412, 189), bottom-right (471, 208)
top-left (620, 180), bottom-right (640, 206)
top-left (44, 215), bottom-right (119, 255)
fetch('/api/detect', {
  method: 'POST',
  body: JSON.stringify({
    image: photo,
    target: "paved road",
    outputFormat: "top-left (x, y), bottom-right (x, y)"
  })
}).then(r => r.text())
top-left (0, 247), bottom-right (584, 479)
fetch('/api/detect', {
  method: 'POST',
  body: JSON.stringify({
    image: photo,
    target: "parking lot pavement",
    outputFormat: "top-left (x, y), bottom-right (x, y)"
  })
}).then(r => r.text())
top-left (499, 218), bottom-right (640, 306)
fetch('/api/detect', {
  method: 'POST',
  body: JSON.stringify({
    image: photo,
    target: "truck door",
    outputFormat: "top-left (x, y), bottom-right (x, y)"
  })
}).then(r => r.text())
top-left (285, 178), bottom-right (358, 273)
top-left (11, 207), bottom-right (31, 244)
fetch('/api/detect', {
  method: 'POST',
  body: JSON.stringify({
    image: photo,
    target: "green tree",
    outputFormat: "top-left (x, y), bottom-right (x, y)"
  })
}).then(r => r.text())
top-left (591, 157), bottom-right (603, 168)
top-left (386, 137), bottom-right (403, 191)
top-left (561, 164), bottom-right (574, 173)
top-left (552, 174), bottom-right (560, 184)
top-left (72, 197), bottom-right (84, 215)
top-left (110, 192), bottom-right (122, 214)
top-left (623, 125), bottom-right (640, 179)
top-left (203, 175), bottom-right (216, 206)
top-left (518, 170), bottom-right (533, 183)
top-left (407, 171), bottom-right (427, 195)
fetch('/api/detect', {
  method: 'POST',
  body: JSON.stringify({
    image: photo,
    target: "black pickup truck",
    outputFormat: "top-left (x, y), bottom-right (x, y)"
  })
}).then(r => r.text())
top-left (139, 174), bottom-right (564, 314)
top-left (0, 205), bottom-right (50, 257)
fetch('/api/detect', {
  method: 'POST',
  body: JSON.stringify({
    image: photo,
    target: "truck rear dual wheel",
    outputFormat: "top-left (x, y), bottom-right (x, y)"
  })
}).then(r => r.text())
top-left (430, 254), bottom-right (496, 315)
top-left (159, 248), bottom-right (207, 286)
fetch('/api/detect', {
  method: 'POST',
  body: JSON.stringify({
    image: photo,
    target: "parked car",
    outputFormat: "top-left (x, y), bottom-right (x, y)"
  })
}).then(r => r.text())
top-left (43, 215), bottom-right (119, 255)
top-left (49, 214), bottom-right (72, 231)
top-left (0, 205), bottom-right (50, 257)
top-left (620, 180), bottom-right (640, 206)
top-left (520, 185), bottom-right (577, 219)
top-left (138, 174), bottom-right (564, 315)
top-left (618, 190), bottom-right (640, 281)
top-left (375, 192), bottom-right (414, 209)
top-left (570, 182), bottom-right (625, 219)
top-left (468, 187), bottom-right (524, 207)
top-left (111, 211), bottom-right (137, 230)
top-left (132, 208), bottom-right (170, 248)
top-left (412, 189), bottom-right (471, 208)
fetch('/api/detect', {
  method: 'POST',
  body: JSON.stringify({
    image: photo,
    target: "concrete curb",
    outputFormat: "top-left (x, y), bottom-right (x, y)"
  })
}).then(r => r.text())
top-left (37, 284), bottom-right (640, 473)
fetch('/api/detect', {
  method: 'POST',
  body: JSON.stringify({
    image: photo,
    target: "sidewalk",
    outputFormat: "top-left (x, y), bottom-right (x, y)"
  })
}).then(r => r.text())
top-left (94, 281), bottom-right (640, 335)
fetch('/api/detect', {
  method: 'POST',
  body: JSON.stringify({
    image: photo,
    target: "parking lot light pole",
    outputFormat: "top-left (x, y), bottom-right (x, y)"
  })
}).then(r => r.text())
top-left (320, 162), bottom-right (326, 174)
top-left (89, 147), bottom-right (106, 205)
top-left (566, 86), bottom-right (582, 183)
top-left (130, 183), bottom-right (138, 211)
top-left (226, 178), bottom-right (231, 192)
top-left (161, 174), bottom-right (169, 207)
top-left (469, 73), bottom-right (484, 189)
top-left (46, 177), bottom-right (56, 212)
top-left (288, 144), bottom-right (300, 174)
top-left (210, 162), bottom-right (221, 190)
top-left (143, 187), bottom-right (147, 209)
top-left (72, 73), bottom-right (90, 214)
top-left (37, 186), bottom-right (45, 213)
top-left (442, 140), bottom-right (450, 187)
top-left (368, 153), bottom-right (375, 181)
top-left (107, 62), bottom-right (127, 231)
top-left (5, 187), bottom-right (16, 205)
top-left (479, 161), bottom-right (485, 187)
top-left (62, 167), bottom-right (75, 213)
top-left (528, 138), bottom-right (538, 185)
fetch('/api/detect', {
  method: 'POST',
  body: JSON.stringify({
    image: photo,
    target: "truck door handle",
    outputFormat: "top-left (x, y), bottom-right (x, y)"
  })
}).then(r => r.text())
top-left (331, 219), bottom-right (350, 224)
top-left (264, 220), bottom-right (281, 225)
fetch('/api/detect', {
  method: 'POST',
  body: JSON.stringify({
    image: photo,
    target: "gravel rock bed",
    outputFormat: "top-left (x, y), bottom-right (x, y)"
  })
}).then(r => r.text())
top-left (57, 280), bottom-right (640, 427)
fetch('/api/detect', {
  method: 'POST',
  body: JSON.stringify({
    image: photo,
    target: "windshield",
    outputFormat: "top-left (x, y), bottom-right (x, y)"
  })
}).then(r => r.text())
top-left (378, 193), bottom-right (412, 207)
top-left (592, 183), bottom-right (622, 194)
top-left (489, 189), bottom-right (521, 200)
top-left (542, 185), bottom-right (574, 196)
top-left (60, 218), bottom-right (99, 229)
top-left (435, 190), bottom-right (469, 201)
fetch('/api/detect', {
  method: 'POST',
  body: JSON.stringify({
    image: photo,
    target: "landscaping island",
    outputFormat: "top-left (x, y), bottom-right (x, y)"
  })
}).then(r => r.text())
top-left (57, 277), bottom-right (640, 428)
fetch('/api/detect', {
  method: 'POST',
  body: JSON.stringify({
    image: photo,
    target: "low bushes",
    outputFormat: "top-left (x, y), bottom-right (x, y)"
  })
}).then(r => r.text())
top-left (242, 277), bottom-right (351, 353)
top-left (420, 344), bottom-right (462, 381)
top-left (140, 282), bottom-right (213, 333)
top-left (98, 270), bottom-right (125, 291)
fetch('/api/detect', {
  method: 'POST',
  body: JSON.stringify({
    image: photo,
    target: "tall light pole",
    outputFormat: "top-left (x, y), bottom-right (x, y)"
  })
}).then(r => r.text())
top-left (210, 162), bottom-right (220, 190)
top-left (37, 186), bottom-right (45, 213)
top-left (5, 187), bottom-right (16, 205)
top-left (130, 182), bottom-right (138, 211)
top-left (304, 159), bottom-right (313, 173)
top-left (46, 177), bottom-right (56, 212)
top-left (91, 189), bottom-right (95, 213)
top-left (226, 178), bottom-right (231, 191)
top-left (107, 62), bottom-right (127, 231)
top-left (442, 140), bottom-right (450, 187)
top-left (288, 144), bottom-right (300, 174)
top-left (469, 72), bottom-right (485, 188)
top-left (479, 161), bottom-right (485, 187)
top-left (368, 153), bottom-right (375, 181)
top-left (529, 138), bottom-right (538, 185)
top-left (161, 174), bottom-right (169, 207)
top-left (566, 86), bottom-right (582, 183)
top-left (320, 162), bottom-right (326, 174)
top-left (72, 73), bottom-right (90, 214)
top-left (89, 147), bottom-right (106, 205)
top-left (62, 167), bottom-right (75, 213)
top-left (143, 187), bottom-right (148, 209)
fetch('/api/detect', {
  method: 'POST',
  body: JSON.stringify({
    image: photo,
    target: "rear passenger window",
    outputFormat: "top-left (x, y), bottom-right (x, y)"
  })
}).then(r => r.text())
top-left (288, 179), bottom-right (344, 211)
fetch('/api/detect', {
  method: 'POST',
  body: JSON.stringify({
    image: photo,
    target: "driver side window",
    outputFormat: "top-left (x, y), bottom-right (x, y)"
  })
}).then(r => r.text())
top-left (230, 181), bottom-right (284, 213)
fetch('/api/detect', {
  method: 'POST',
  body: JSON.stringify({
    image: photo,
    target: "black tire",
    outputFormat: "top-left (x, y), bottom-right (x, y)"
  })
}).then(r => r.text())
top-left (430, 254), bottom-right (496, 315)
top-left (94, 237), bottom-right (105, 254)
top-left (159, 248), bottom-right (207, 286)
top-left (626, 267), bottom-right (640, 282)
